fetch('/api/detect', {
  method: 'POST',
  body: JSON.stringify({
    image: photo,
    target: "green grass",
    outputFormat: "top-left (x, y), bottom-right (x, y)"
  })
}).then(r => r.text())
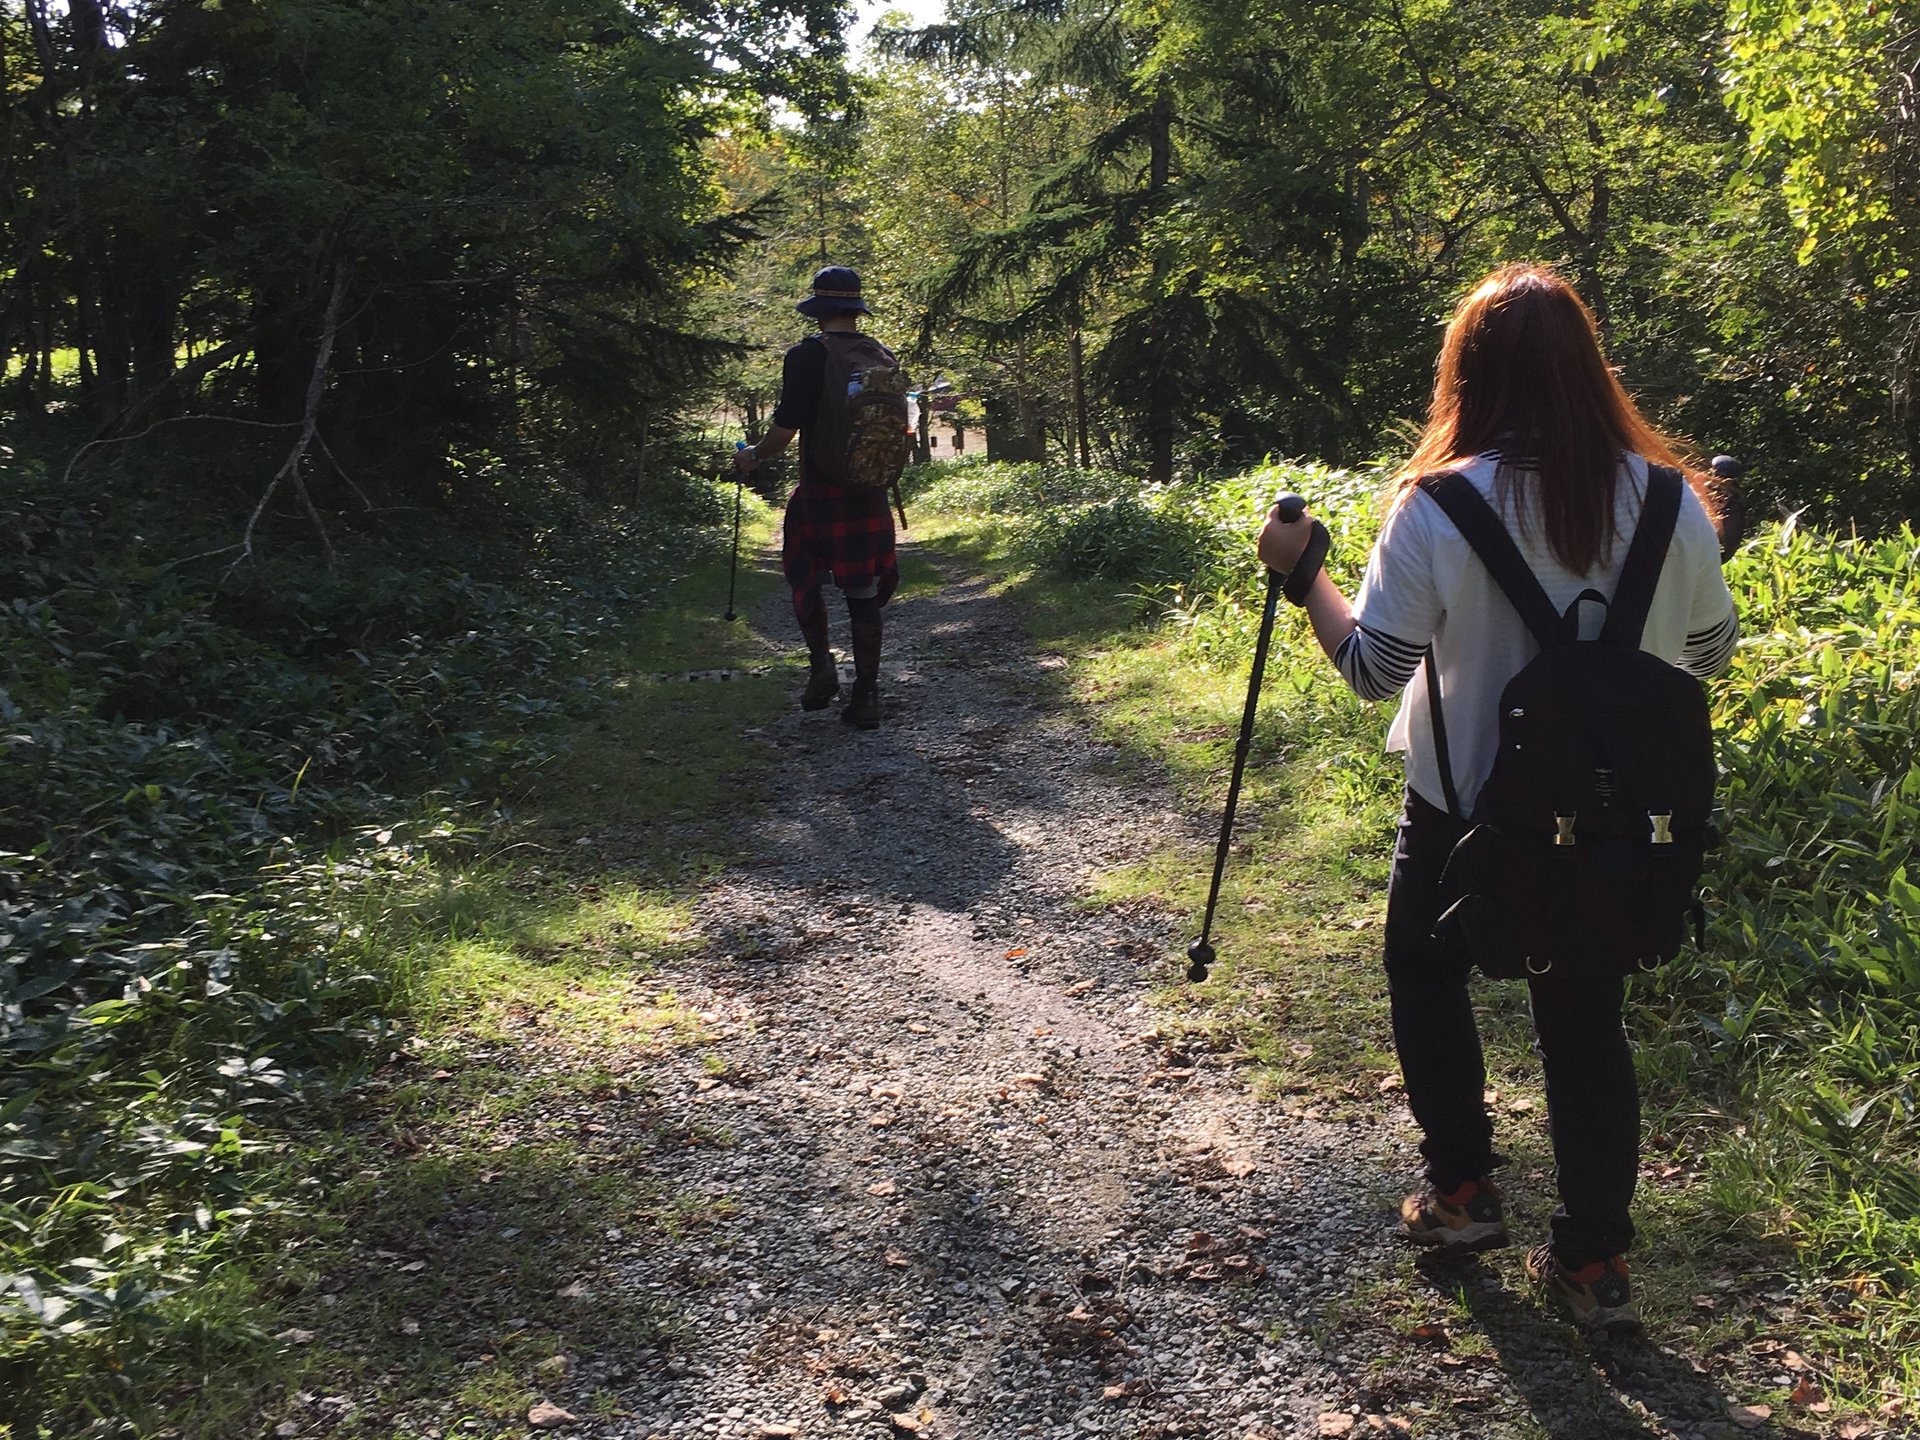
top-left (233, 504), bottom-right (796, 1438)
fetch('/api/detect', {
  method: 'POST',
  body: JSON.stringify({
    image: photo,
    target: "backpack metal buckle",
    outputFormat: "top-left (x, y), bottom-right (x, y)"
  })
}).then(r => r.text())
top-left (1649, 813), bottom-right (1674, 845)
top-left (1554, 814), bottom-right (1577, 846)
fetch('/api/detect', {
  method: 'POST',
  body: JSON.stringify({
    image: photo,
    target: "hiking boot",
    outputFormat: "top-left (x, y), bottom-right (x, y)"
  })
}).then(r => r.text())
top-left (1399, 1177), bottom-right (1510, 1257)
top-left (1525, 1245), bottom-right (1642, 1337)
top-left (840, 680), bottom-right (881, 730)
top-left (801, 654), bottom-right (841, 711)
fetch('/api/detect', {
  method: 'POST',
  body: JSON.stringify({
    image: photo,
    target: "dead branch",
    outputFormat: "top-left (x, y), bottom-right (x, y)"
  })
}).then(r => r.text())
top-left (233, 259), bottom-right (353, 575)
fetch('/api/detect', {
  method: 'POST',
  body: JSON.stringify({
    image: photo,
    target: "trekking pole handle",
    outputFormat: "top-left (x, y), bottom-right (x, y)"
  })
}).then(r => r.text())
top-left (1265, 494), bottom-right (1308, 571)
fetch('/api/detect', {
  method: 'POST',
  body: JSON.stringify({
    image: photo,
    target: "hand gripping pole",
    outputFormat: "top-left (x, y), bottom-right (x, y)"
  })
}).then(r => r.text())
top-left (1187, 493), bottom-right (1322, 982)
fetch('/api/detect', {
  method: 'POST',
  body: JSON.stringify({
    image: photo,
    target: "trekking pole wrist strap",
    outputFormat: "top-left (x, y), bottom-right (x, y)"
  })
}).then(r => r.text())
top-left (1278, 520), bottom-right (1331, 605)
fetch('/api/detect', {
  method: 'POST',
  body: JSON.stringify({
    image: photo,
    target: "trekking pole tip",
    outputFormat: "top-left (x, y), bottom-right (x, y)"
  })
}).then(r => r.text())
top-left (1186, 938), bottom-right (1215, 983)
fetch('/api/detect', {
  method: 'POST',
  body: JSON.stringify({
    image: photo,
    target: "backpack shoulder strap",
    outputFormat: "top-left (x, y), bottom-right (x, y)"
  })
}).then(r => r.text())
top-left (1416, 471), bottom-right (1565, 649)
top-left (1598, 464), bottom-right (1682, 649)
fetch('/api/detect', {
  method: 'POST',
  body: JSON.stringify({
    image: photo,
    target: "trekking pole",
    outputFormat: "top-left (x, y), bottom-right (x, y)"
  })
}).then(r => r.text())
top-left (1187, 493), bottom-right (1307, 983)
top-left (723, 441), bottom-right (747, 622)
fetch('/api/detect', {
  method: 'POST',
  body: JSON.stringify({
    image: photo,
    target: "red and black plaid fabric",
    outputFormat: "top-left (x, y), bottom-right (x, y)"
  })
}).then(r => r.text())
top-left (781, 476), bottom-right (898, 617)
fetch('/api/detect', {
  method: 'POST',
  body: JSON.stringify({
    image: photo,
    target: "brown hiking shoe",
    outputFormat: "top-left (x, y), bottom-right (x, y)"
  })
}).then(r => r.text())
top-left (801, 655), bottom-right (841, 711)
top-left (840, 680), bottom-right (880, 729)
top-left (1399, 1176), bottom-right (1510, 1258)
top-left (1525, 1245), bottom-right (1642, 1337)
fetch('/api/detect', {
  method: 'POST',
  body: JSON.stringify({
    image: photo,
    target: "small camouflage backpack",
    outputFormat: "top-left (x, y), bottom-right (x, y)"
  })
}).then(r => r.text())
top-left (811, 332), bottom-right (912, 489)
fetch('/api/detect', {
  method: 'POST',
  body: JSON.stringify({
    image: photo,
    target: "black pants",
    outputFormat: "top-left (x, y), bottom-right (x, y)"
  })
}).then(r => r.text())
top-left (1384, 788), bottom-right (1639, 1266)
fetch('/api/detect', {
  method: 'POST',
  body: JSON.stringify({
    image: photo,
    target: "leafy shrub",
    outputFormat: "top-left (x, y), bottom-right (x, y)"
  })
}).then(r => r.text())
top-left (1021, 491), bottom-right (1220, 585)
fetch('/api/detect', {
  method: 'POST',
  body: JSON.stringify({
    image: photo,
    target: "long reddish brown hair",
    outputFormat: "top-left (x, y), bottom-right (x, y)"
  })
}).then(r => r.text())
top-left (1394, 264), bottom-right (1714, 574)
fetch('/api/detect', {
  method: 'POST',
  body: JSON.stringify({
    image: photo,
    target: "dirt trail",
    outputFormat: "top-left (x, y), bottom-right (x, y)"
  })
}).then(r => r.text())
top-left (577, 547), bottom-right (1779, 1440)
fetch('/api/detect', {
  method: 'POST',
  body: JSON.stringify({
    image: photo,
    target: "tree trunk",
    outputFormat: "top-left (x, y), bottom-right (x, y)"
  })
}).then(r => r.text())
top-left (1016, 387), bottom-right (1045, 463)
top-left (1069, 326), bottom-right (1089, 468)
top-left (633, 409), bottom-right (651, 507)
top-left (1147, 92), bottom-right (1174, 484)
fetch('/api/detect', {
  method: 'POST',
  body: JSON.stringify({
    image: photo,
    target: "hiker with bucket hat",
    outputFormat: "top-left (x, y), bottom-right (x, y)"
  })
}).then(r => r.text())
top-left (736, 266), bottom-right (904, 730)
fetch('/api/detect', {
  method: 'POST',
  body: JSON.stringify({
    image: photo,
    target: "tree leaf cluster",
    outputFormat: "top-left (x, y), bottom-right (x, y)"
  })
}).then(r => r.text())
top-left (824, 0), bottom-right (1918, 520)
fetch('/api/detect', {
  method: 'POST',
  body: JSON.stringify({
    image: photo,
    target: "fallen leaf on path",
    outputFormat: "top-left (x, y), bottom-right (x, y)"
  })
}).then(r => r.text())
top-left (866, 1180), bottom-right (897, 1197)
top-left (759, 1425), bottom-right (801, 1438)
top-left (907, 1022), bottom-right (930, 1034)
top-left (869, 1112), bottom-right (897, 1128)
top-left (527, 1401), bottom-right (576, 1429)
top-left (1727, 1403), bottom-right (1771, 1429)
top-left (1838, 1423), bottom-right (1873, 1439)
top-left (1788, 1378), bottom-right (1821, 1407)
top-left (1005, 947), bottom-right (1027, 959)
top-left (274, 1328), bottom-right (315, 1345)
top-left (1064, 979), bottom-right (1097, 996)
top-left (1378, 1076), bottom-right (1402, 1093)
top-left (1317, 1416), bottom-right (1356, 1437)
top-left (884, 1247), bottom-right (910, 1268)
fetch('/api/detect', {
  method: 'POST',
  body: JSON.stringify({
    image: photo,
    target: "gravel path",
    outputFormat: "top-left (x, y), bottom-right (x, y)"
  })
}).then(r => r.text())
top-left (565, 547), bottom-right (1814, 1440)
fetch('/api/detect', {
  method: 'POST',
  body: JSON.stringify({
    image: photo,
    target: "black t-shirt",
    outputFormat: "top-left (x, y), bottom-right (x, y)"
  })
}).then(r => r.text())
top-left (773, 335), bottom-right (834, 487)
top-left (771, 335), bottom-right (827, 430)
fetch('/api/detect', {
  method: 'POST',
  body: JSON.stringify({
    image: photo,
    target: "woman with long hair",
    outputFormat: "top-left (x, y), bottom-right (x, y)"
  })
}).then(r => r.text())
top-left (1259, 263), bottom-right (1738, 1334)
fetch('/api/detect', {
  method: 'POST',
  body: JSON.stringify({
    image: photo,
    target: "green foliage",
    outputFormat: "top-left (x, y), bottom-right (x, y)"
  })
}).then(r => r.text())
top-left (1, 0), bottom-right (852, 504)
top-left (1644, 522), bottom-right (1920, 1344)
top-left (0, 427), bottom-right (733, 1432)
top-left (1723, 0), bottom-right (1913, 279)
top-left (838, 0), bottom-right (1920, 518)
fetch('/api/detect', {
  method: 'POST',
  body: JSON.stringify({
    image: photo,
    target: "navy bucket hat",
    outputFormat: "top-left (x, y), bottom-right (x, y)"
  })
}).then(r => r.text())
top-left (796, 265), bottom-right (872, 319)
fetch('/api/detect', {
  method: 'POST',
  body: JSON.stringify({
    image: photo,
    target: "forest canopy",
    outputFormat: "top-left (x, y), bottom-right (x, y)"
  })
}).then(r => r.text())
top-left (5, 0), bottom-right (1915, 527)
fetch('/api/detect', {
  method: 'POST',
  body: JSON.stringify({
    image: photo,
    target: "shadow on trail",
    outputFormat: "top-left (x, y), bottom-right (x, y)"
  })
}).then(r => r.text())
top-left (719, 557), bottom-right (1087, 916)
top-left (1422, 1265), bottom-right (1798, 1438)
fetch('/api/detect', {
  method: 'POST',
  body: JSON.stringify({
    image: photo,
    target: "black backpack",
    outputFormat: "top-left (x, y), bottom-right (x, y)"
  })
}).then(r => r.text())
top-left (1419, 466), bottom-right (1715, 980)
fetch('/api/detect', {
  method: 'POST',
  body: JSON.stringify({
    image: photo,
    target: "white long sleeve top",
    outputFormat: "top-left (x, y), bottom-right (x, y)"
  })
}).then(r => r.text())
top-left (1335, 451), bottom-right (1739, 815)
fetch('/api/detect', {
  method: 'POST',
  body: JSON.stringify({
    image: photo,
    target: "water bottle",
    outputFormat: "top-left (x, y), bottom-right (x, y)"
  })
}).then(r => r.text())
top-left (847, 370), bottom-right (863, 398)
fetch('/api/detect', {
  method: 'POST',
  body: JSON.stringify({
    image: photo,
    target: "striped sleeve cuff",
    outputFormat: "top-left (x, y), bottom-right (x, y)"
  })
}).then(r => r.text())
top-left (1679, 610), bottom-right (1739, 677)
top-left (1335, 624), bottom-right (1425, 702)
